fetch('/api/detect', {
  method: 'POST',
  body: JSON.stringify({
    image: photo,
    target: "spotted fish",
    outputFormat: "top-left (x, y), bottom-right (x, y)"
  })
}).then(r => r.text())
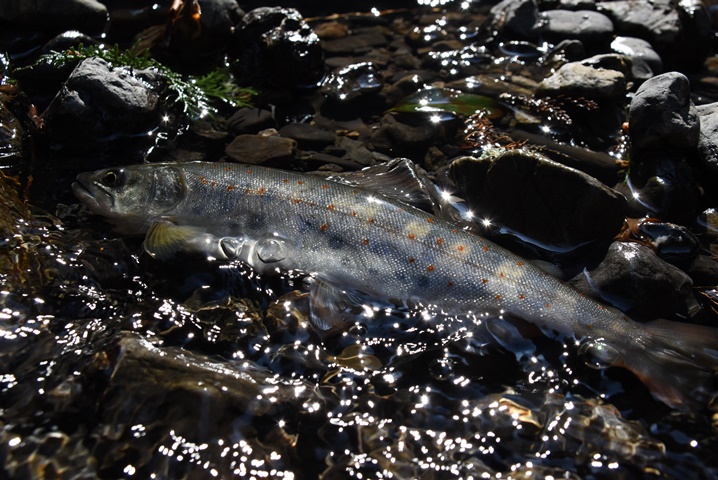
top-left (72, 160), bottom-right (718, 408)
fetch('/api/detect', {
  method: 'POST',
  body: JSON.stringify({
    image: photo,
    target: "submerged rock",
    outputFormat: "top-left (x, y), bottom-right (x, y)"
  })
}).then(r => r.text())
top-left (42, 57), bottom-right (160, 152)
top-left (449, 149), bottom-right (626, 250)
top-left (321, 62), bottom-right (384, 102)
top-left (569, 241), bottom-right (693, 318)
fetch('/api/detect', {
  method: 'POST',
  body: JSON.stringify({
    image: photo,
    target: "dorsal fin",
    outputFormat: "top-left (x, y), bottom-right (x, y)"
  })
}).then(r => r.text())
top-left (325, 158), bottom-right (438, 214)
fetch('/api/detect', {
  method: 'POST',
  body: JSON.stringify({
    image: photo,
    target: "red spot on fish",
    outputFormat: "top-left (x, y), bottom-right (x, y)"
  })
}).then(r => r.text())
top-left (320, 224), bottom-right (328, 232)
top-left (244, 188), bottom-right (252, 194)
top-left (517, 261), bottom-right (524, 266)
top-left (210, 181), bottom-right (217, 187)
top-left (482, 278), bottom-right (488, 284)
top-left (200, 176), bottom-right (207, 185)
top-left (458, 245), bottom-right (465, 252)
top-left (362, 239), bottom-right (369, 245)
top-left (518, 294), bottom-right (525, 300)
top-left (495, 294), bottom-right (502, 300)
top-left (327, 204), bottom-right (335, 211)
top-left (483, 246), bottom-right (489, 252)
top-left (368, 218), bottom-right (376, 223)
top-left (227, 185), bottom-right (235, 192)
top-left (297, 181), bottom-right (304, 185)
top-left (407, 233), bottom-right (416, 240)
top-left (499, 272), bottom-right (506, 278)
top-left (452, 229), bottom-right (459, 234)
top-left (225, 166), bottom-right (231, 172)
top-left (282, 179), bottom-right (289, 183)
top-left (599, 305), bottom-right (606, 310)
top-left (351, 211), bottom-right (358, 217)
top-left (427, 265), bottom-right (435, 272)
top-left (294, 199), bottom-right (302, 204)
top-left (545, 303), bottom-right (551, 308)
top-left (321, 184), bottom-right (329, 189)
top-left (258, 187), bottom-right (266, 195)
top-left (448, 281), bottom-right (454, 287)
top-left (247, 169), bottom-right (253, 174)
top-left (427, 218), bottom-right (434, 223)
top-left (436, 237), bottom-right (443, 245)
top-left (409, 257), bottom-right (416, 263)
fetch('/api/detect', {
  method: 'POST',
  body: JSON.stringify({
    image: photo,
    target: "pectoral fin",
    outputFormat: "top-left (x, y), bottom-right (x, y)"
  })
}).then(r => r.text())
top-left (143, 221), bottom-right (204, 260)
top-left (308, 277), bottom-right (367, 331)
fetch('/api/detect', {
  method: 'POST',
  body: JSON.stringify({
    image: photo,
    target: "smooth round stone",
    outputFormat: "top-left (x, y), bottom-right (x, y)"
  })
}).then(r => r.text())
top-left (539, 10), bottom-right (614, 48)
top-left (628, 72), bottom-right (699, 152)
top-left (536, 62), bottom-right (626, 99)
top-left (611, 36), bottom-right (663, 76)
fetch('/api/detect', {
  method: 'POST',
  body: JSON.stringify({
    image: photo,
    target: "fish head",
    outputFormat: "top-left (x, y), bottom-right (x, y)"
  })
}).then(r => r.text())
top-left (72, 164), bottom-right (186, 234)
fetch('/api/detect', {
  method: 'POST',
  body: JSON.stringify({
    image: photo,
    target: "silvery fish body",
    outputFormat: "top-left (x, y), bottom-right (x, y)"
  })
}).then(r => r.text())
top-left (73, 161), bottom-right (718, 408)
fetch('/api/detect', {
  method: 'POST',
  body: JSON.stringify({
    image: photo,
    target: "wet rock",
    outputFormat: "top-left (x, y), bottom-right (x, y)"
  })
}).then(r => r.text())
top-left (314, 21), bottom-right (349, 40)
top-left (616, 155), bottom-right (701, 225)
top-left (695, 102), bottom-right (718, 182)
top-left (322, 27), bottom-right (389, 55)
top-left (225, 131), bottom-right (296, 164)
top-left (569, 241), bottom-right (693, 318)
top-left (539, 10), bottom-right (614, 51)
top-left (42, 57), bottom-right (160, 152)
top-left (279, 123), bottom-right (336, 150)
top-left (536, 61), bottom-right (627, 100)
top-left (370, 114), bottom-right (451, 155)
top-left (153, 0), bottom-right (244, 70)
top-left (0, 99), bottom-right (24, 164)
top-left (321, 62), bottom-right (384, 102)
top-left (231, 7), bottom-right (324, 88)
top-left (628, 72), bottom-right (699, 153)
top-left (611, 36), bottom-right (663, 80)
top-left (0, 0), bottom-right (108, 36)
top-left (449, 149), bottom-right (626, 249)
top-left (226, 107), bottom-right (275, 134)
top-left (632, 219), bottom-right (700, 263)
top-left (489, 0), bottom-right (539, 40)
top-left (597, 0), bottom-right (711, 71)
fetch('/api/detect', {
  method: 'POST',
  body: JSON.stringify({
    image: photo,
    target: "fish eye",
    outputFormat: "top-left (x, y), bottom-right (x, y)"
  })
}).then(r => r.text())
top-left (101, 170), bottom-right (123, 188)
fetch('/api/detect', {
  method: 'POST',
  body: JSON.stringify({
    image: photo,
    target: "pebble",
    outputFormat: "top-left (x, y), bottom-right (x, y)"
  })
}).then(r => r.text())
top-left (695, 102), bottom-right (718, 184)
top-left (278, 123), bottom-right (337, 150)
top-left (225, 133), bottom-right (296, 165)
top-left (610, 36), bottom-right (663, 79)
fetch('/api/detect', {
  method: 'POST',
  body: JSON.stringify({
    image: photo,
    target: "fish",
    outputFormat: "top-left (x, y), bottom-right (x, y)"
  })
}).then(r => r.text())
top-left (72, 160), bottom-right (718, 409)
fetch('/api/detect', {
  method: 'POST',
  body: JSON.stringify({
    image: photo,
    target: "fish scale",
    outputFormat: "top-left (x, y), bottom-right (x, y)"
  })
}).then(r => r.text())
top-left (73, 161), bottom-right (718, 409)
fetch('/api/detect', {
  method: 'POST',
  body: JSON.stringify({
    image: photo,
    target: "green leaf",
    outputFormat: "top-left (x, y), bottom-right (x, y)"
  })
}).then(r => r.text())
top-left (393, 87), bottom-right (504, 119)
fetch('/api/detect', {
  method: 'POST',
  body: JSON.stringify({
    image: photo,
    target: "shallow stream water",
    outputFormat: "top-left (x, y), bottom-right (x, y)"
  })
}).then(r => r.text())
top-left (2, 1), bottom-right (718, 479)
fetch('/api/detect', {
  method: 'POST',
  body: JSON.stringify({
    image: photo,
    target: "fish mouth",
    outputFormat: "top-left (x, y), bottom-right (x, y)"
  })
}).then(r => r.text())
top-left (72, 175), bottom-right (112, 213)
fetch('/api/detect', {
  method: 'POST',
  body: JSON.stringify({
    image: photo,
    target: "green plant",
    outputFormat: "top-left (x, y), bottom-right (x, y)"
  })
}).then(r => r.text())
top-left (37, 43), bottom-right (255, 118)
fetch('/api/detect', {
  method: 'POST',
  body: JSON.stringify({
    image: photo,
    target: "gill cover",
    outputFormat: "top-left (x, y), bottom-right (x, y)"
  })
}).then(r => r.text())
top-left (149, 165), bottom-right (186, 211)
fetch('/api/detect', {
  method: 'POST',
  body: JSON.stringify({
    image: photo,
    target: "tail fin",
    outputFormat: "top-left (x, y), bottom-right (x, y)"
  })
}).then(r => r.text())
top-left (610, 319), bottom-right (718, 409)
